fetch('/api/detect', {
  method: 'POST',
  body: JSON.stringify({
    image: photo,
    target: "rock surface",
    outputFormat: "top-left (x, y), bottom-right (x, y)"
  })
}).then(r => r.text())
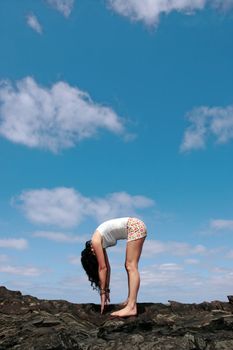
top-left (1, 286), bottom-right (233, 349)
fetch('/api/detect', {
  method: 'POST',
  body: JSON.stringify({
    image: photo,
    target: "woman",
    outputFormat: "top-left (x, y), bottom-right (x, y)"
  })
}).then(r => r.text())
top-left (81, 217), bottom-right (147, 317)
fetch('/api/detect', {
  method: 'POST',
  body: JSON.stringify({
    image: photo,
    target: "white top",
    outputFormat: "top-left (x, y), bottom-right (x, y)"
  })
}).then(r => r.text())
top-left (96, 217), bottom-right (129, 248)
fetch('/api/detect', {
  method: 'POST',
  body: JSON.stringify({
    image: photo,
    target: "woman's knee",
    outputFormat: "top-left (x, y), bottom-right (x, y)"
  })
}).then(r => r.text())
top-left (125, 260), bottom-right (138, 272)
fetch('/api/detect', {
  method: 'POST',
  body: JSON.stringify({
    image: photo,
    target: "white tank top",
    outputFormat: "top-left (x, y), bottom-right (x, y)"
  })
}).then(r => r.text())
top-left (96, 217), bottom-right (129, 248)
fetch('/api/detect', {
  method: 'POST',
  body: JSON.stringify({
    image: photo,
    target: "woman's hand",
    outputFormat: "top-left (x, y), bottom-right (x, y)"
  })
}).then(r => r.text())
top-left (100, 290), bottom-right (110, 314)
top-left (100, 293), bottom-right (106, 314)
top-left (106, 290), bottom-right (110, 304)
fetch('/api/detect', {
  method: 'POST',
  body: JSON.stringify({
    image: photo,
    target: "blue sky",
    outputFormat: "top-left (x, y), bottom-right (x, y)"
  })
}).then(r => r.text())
top-left (0, 0), bottom-right (233, 304)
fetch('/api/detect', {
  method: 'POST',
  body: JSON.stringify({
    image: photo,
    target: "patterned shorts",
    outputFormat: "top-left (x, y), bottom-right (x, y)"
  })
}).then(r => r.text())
top-left (127, 218), bottom-right (147, 242)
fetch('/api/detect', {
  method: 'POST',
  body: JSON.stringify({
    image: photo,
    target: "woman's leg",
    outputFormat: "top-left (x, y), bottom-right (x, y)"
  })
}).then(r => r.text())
top-left (111, 236), bottom-right (146, 317)
top-left (119, 267), bottom-right (129, 306)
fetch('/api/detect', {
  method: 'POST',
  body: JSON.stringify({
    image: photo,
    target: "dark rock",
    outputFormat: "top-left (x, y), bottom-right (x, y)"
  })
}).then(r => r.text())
top-left (0, 286), bottom-right (233, 349)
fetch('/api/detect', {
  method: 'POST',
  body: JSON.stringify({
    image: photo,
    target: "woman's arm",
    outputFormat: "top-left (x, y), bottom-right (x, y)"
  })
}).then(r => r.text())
top-left (92, 233), bottom-right (107, 289)
top-left (104, 249), bottom-right (111, 291)
top-left (104, 249), bottom-right (111, 303)
top-left (91, 231), bottom-right (108, 313)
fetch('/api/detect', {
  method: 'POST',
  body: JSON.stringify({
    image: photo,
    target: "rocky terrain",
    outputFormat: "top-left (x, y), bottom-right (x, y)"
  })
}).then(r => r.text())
top-left (0, 286), bottom-right (233, 349)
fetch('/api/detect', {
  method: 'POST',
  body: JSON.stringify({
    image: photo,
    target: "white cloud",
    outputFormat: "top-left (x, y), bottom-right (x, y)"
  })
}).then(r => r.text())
top-left (142, 239), bottom-right (206, 258)
top-left (86, 191), bottom-right (154, 223)
top-left (0, 265), bottom-right (42, 276)
top-left (0, 77), bottom-right (125, 153)
top-left (108, 0), bottom-right (206, 26)
top-left (68, 255), bottom-right (81, 265)
top-left (14, 187), bottom-right (155, 228)
top-left (33, 231), bottom-right (87, 243)
top-left (213, 0), bottom-right (233, 10)
top-left (185, 258), bottom-right (200, 264)
top-left (108, 0), bottom-right (233, 26)
top-left (0, 254), bottom-right (8, 262)
top-left (139, 262), bottom-right (233, 302)
top-left (208, 266), bottom-right (233, 293)
top-left (180, 105), bottom-right (233, 152)
top-left (26, 13), bottom-right (43, 34)
top-left (226, 250), bottom-right (233, 258)
top-left (140, 265), bottom-right (200, 289)
top-left (16, 188), bottom-right (87, 227)
top-left (0, 238), bottom-right (28, 250)
top-left (158, 263), bottom-right (183, 271)
top-left (210, 219), bottom-right (233, 231)
top-left (5, 247), bottom-right (233, 303)
top-left (46, 0), bottom-right (74, 17)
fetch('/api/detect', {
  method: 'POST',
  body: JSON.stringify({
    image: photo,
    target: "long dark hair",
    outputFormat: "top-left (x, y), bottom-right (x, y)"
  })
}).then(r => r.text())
top-left (81, 240), bottom-right (100, 292)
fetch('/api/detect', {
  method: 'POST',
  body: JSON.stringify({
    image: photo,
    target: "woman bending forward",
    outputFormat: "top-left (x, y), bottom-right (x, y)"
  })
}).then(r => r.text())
top-left (81, 217), bottom-right (147, 317)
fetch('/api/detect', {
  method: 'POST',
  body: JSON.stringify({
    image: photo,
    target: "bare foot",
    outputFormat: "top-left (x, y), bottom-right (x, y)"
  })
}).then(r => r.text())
top-left (110, 305), bottom-right (137, 317)
top-left (118, 299), bottom-right (128, 306)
